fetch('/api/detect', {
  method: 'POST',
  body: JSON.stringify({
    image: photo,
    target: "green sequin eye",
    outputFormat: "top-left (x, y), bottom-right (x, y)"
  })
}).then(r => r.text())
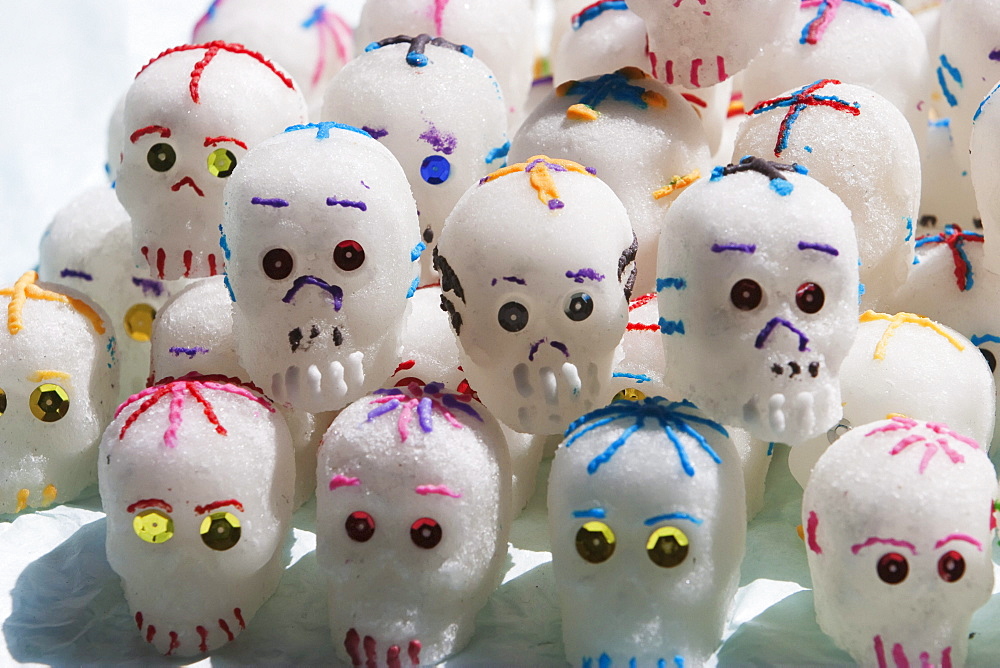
top-left (30, 384), bottom-right (69, 422)
top-left (575, 521), bottom-right (616, 564)
top-left (207, 148), bottom-right (237, 178)
top-left (147, 143), bottom-right (176, 172)
top-left (200, 511), bottom-right (241, 550)
top-left (646, 526), bottom-right (689, 568)
top-left (0, 388), bottom-right (6, 416)
top-left (133, 509), bottom-right (174, 544)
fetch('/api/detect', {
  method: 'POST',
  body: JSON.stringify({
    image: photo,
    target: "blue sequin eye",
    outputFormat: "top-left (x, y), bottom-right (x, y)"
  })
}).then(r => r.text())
top-left (420, 155), bottom-right (451, 185)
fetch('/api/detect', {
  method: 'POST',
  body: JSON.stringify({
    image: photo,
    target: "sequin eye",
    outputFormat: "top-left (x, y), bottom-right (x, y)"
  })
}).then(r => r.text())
top-left (410, 517), bottom-right (442, 549)
top-left (564, 292), bottom-right (594, 321)
top-left (938, 550), bottom-right (966, 583)
top-left (613, 388), bottom-right (646, 403)
top-left (133, 509), bottom-right (174, 544)
top-left (575, 521), bottom-right (616, 564)
top-left (979, 347), bottom-right (997, 374)
top-left (420, 155), bottom-right (451, 185)
top-left (334, 240), bottom-right (365, 271)
top-left (200, 511), bottom-right (242, 551)
top-left (124, 303), bottom-right (156, 342)
top-left (646, 526), bottom-right (689, 568)
top-left (147, 143), bottom-right (176, 172)
top-left (30, 384), bottom-right (69, 422)
top-left (876, 552), bottom-right (908, 584)
top-left (262, 248), bottom-right (294, 280)
top-left (0, 388), bottom-right (6, 416)
top-left (826, 418), bottom-right (851, 444)
top-left (498, 301), bottom-right (529, 332)
top-left (730, 278), bottom-right (762, 311)
top-left (796, 282), bottom-right (825, 314)
top-left (346, 511), bottom-right (376, 542)
top-left (207, 148), bottom-right (237, 178)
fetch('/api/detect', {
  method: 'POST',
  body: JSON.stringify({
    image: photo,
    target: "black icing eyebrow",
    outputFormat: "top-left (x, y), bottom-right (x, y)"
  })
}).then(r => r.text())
top-left (364, 34), bottom-right (474, 67)
top-left (798, 241), bottom-right (840, 256)
top-left (491, 276), bottom-right (527, 286)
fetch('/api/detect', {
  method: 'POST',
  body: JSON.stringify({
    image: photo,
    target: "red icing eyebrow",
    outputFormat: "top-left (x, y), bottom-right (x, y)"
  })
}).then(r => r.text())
top-left (415, 484), bottom-right (461, 498)
top-left (130, 125), bottom-right (171, 143)
top-left (127, 498), bottom-right (173, 514)
top-left (204, 136), bottom-right (248, 150)
top-left (194, 499), bottom-right (244, 515)
top-left (851, 536), bottom-right (918, 556)
top-left (934, 533), bottom-right (983, 551)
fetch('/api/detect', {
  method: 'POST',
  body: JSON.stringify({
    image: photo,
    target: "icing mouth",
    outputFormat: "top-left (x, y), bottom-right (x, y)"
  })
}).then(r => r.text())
top-left (345, 628), bottom-right (422, 667)
top-left (170, 176), bottom-right (205, 197)
top-left (135, 607), bottom-right (246, 655)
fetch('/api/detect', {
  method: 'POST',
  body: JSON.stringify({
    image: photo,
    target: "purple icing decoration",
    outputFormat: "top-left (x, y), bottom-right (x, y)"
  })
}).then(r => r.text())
top-left (798, 241), bottom-right (840, 256)
top-left (362, 126), bottom-right (388, 140)
top-left (361, 180), bottom-right (371, 190)
top-left (548, 199), bottom-right (565, 210)
top-left (441, 393), bottom-right (483, 421)
top-left (500, 276), bottom-right (527, 286)
top-left (60, 268), bottom-right (93, 281)
top-left (528, 338), bottom-right (546, 362)
top-left (550, 341), bottom-right (570, 358)
top-left (755, 317), bottom-right (810, 352)
top-left (131, 276), bottom-right (164, 297)
top-left (251, 197), bottom-right (290, 208)
top-left (990, 49), bottom-right (1000, 62)
top-left (585, 166), bottom-right (598, 175)
top-left (526, 157), bottom-right (567, 173)
top-left (169, 346), bottom-right (209, 358)
top-left (326, 196), bottom-right (368, 212)
top-left (282, 275), bottom-right (343, 310)
top-left (424, 381), bottom-right (445, 394)
top-left (565, 268), bottom-right (605, 283)
top-left (374, 388), bottom-right (404, 396)
top-left (367, 398), bottom-right (400, 421)
top-left (419, 122), bottom-right (457, 155)
top-left (417, 396), bottom-right (434, 433)
top-left (712, 243), bottom-right (756, 254)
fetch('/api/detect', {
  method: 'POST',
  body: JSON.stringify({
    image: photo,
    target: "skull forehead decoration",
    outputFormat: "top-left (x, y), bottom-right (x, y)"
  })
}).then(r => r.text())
top-left (223, 122), bottom-right (422, 414)
top-left (0, 272), bottom-right (117, 514)
top-left (116, 40), bottom-right (308, 280)
top-left (548, 397), bottom-right (746, 666)
top-left (803, 417), bottom-right (997, 668)
top-left (99, 377), bottom-right (294, 656)
top-left (627, 0), bottom-right (798, 89)
top-left (436, 155), bottom-right (635, 434)
top-left (657, 157), bottom-right (859, 444)
top-left (321, 35), bottom-right (509, 283)
top-left (316, 382), bottom-right (511, 666)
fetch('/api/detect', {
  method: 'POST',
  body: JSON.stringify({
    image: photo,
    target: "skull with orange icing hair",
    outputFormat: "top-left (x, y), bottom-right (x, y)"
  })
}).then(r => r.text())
top-left (116, 41), bottom-right (308, 280)
top-left (803, 417), bottom-right (997, 667)
top-left (98, 378), bottom-right (294, 656)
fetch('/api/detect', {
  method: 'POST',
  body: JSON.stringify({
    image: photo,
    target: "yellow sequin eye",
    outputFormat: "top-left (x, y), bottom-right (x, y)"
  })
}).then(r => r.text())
top-left (29, 384), bottom-right (69, 422)
top-left (133, 509), bottom-right (174, 544)
top-left (613, 387), bottom-right (646, 403)
top-left (123, 303), bottom-right (156, 342)
top-left (200, 511), bottom-right (242, 551)
top-left (0, 388), bottom-right (6, 416)
top-left (207, 148), bottom-right (237, 178)
top-left (646, 526), bottom-right (689, 568)
top-left (575, 521), bottom-right (616, 563)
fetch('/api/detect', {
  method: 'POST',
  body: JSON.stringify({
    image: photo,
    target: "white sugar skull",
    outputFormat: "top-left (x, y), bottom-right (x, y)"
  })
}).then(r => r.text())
top-left (971, 80), bottom-right (1000, 272)
top-left (550, 3), bottom-right (648, 86)
top-left (608, 292), bottom-right (671, 401)
top-left (116, 41), bottom-right (308, 280)
top-left (803, 417), bottom-right (997, 667)
top-left (658, 158), bottom-right (859, 445)
top-left (920, 118), bottom-right (980, 235)
top-left (223, 122), bottom-right (422, 414)
top-left (628, 0), bottom-right (798, 89)
top-left (734, 80), bottom-right (920, 308)
top-left (99, 378), bottom-right (294, 656)
top-left (789, 311), bottom-right (996, 487)
top-left (436, 156), bottom-right (635, 435)
top-left (321, 35), bottom-right (509, 283)
top-left (316, 382), bottom-right (511, 666)
top-left (548, 397), bottom-right (746, 666)
top-left (0, 272), bottom-right (117, 513)
top-left (510, 68), bottom-right (711, 295)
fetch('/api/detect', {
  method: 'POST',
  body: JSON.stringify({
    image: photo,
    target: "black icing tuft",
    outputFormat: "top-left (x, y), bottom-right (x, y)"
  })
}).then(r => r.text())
top-left (618, 233), bottom-right (638, 301)
top-left (433, 246), bottom-right (465, 303)
top-left (440, 294), bottom-right (463, 335)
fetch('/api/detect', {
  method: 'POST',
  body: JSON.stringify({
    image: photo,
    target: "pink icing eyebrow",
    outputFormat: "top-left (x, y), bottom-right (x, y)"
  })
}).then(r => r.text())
top-left (329, 475), bottom-right (361, 491)
top-left (851, 537), bottom-right (918, 556)
top-left (934, 533), bottom-right (983, 551)
top-left (415, 484), bottom-right (461, 498)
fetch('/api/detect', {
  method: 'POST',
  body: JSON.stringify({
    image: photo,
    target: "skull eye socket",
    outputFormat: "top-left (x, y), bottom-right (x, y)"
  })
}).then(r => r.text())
top-left (262, 248), bottom-right (294, 280)
top-left (730, 278), bottom-right (762, 311)
top-left (498, 301), bottom-right (529, 332)
top-left (345, 511), bottom-right (376, 542)
top-left (124, 303), bottom-right (156, 342)
top-left (575, 521), bottom-right (616, 564)
top-left (133, 509), bottom-right (174, 544)
top-left (876, 552), bottom-right (908, 584)
top-left (334, 240), bottom-right (366, 271)
top-left (29, 384), bottom-right (69, 422)
top-left (938, 550), bottom-right (966, 583)
top-left (410, 517), bottom-right (442, 549)
top-left (200, 511), bottom-right (242, 551)
top-left (0, 388), bottom-right (6, 416)
top-left (564, 292), bottom-right (594, 321)
top-left (207, 148), bottom-right (237, 178)
top-left (646, 525), bottom-right (689, 568)
top-left (979, 347), bottom-right (997, 374)
top-left (826, 418), bottom-right (851, 444)
top-left (146, 143), bottom-right (176, 172)
top-left (420, 155), bottom-right (451, 185)
top-left (795, 282), bottom-right (825, 314)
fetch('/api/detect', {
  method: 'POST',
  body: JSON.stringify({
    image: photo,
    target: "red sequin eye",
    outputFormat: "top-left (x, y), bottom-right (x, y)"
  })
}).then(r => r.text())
top-left (334, 240), bottom-right (365, 271)
top-left (410, 517), bottom-right (442, 549)
top-left (345, 511), bottom-right (375, 542)
top-left (876, 552), bottom-right (908, 584)
top-left (796, 282), bottom-right (825, 314)
top-left (730, 279), bottom-right (763, 311)
top-left (938, 550), bottom-right (966, 583)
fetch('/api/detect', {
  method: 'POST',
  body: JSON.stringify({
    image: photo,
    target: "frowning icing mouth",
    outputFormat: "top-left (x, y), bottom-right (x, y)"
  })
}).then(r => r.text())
top-left (171, 176), bottom-right (205, 197)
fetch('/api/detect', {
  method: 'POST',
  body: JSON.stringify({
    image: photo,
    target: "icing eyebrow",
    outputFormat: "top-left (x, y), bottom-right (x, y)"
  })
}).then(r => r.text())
top-left (329, 475), bottom-right (361, 491)
top-left (251, 197), bottom-right (290, 208)
top-left (491, 276), bottom-right (527, 286)
top-left (565, 268), bottom-right (605, 283)
top-left (127, 498), bottom-right (173, 514)
top-left (971, 333), bottom-right (1000, 346)
top-left (28, 370), bottom-right (70, 382)
top-left (132, 276), bottom-right (164, 297)
top-left (415, 484), bottom-right (461, 498)
top-left (326, 196), bottom-right (367, 212)
top-left (643, 512), bottom-right (703, 527)
top-left (194, 499), bottom-right (244, 515)
top-left (572, 507), bottom-right (606, 519)
top-left (130, 125), bottom-right (171, 143)
top-left (59, 268), bottom-right (93, 281)
top-left (850, 536), bottom-right (918, 555)
top-left (934, 533), bottom-right (983, 551)
top-left (204, 136), bottom-right (247, 149)
top-left (711, 243), bottom-right (756, 254)
top-left (169, 346), bottom-right (209, 359)
top-left (798, 241), bottom-right (840, 256)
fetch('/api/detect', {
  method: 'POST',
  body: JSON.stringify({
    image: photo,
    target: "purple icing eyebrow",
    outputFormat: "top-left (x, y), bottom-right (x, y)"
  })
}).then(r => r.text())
top-left (798, 241), bottom-right (840, 256)
top-left (326, 196), bottom-right (367, 212)
top-left (566, 268), bottom-right (605, 283)
top-left (169, 346), bottom-right (209, 358)
top-left (550, 341), bottom-right (570, 358)
top-left (251, 197), bottom-right (290, 208)
top-left (419, 122), bottom-right (457, 155)
top-left (712, 243), bottom-right (756, 254)
top-left (491, 276), bottom-right (527, 286)
top-left (361, 180), bottom-right (371, 190)
top-left (362, 126), bottom-right (388, 140)
top-left (60, 268), bottom-right (93, 281)
top-left (131, 276), bottom-right (164, 297)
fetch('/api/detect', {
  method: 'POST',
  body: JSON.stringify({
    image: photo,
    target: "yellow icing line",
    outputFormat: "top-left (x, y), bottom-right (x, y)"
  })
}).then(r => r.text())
top-left (28, 370), bottom-right (71, 383)
top-left (617, 66), bottom-right (648, 81)
top-left (0, 271), bottom-right (105, 336)
top-left (641, 90), bottom-right (667, 108)
top-left (860, 310), bottom-right (964, 360)
top-left (653, 169), bottom-right (701, 200)
top-left (15, 489), bottom-right (28, 513)
top-left (555, 81), bottom-right (574, 97)
top-left (886, 413), bottom-right (908, 420)
top-left (42, 485), bottom-right (57, 506)
top-left (482, 155), bottom-right (594, 209)
top-left (566, 103), bottom-right (599, 121)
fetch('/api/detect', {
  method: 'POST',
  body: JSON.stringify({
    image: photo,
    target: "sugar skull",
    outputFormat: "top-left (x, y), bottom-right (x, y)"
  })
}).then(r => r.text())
top-left (971, 80), bottom-right (1000, 272)
top-left (510, 67), bottom-right (711, 295)
top-left (920, 118), bottom-right (981, 235)
top-left (803, 417), bottom-right (997, 667)
top-left (435, 155), bottom-right (635, 435)
top-left (658, 157), bottom-right (859, 445)
top-left (788, 311), bottom-right (996, 487)
top-left (548, 397), bottom-right (746, 666)
top-left (734, 80), bottom-right (919, 308)
top-left (99, 377), bottom-right (294, 656)
top-left (627, 0), bottom-right (798, 89)
top-left (316, 382), bottom-right (511, 666)
top-left (550, 2), bottom-right (648, 86)
top-left (321, 35), bottom-right (509, 283)
top-left (0, 272), bottom-right (117, 513)
top-left (116, 41), bottom-right (308, 280)
top-left (223, 122), bottom-right (422, 414)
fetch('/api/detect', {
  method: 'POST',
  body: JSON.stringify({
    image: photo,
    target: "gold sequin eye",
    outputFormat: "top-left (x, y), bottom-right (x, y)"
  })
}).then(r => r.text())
top-left (200, 511), bottom-right (242, 551)
top-left (29, 384), bottom-right (69, 422)
top-left (575, 521), bottom-right (616, 564)
top-left (613, 388), bottom-right (646, 403)
top-left (0, 388), bottom-right (6, 416)
top-left (646, 526), bottom-right (689, 568)
top-left (133, 509), bottom-right (174, 544)
top-left (207, 148), bottom-right (237, 178)
top-left (123, 303), bottom-right (156, 342)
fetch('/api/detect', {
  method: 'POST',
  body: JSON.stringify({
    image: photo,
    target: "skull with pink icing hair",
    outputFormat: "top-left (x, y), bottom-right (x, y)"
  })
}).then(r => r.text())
top-left (803, 417), bottom-right (997, 667)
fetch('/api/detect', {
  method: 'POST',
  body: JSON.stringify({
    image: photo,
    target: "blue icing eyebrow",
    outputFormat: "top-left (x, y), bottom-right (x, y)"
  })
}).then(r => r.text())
top-left (971, 334), bottom-right (1000, 346)
top-left (572, 507), bottom-right (607, 519)
top-left (284, 121), bottom-right (369, 140)
top-left (644, 512), bottom-right (703, 527)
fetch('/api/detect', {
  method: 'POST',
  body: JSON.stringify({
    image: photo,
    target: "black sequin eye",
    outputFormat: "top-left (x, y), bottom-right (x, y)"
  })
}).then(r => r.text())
top-left (207, 148), bottom-right (237, 178)
top-left (938, 550), bottom-right (966, 583)
top-left (410, 517), bottom-right (442, 549)
top-left (730, 279), bottom-right (762, 311)
top-left (979, 347), bottom-right (997, 374)
top-left (0, 388), bottom-right (6, 416)
top-left (646, 526), bottom-right (689, 568)
top-left (345, 511), bottom-right (375, 543)
top-left (334, 240), bottom-right (365, 271)
top-left (564, 292), bottom-right (594, 321)
top-left (498, 301), bottom-right (529, 332)
top-left (30, 384), bottom-right (69, 422)
top-left (262, 248), bottom-right (294, 280)
top-left (575, 521), bottom-right (616, 564)
top-left (796, 282), bottom-right (825, 314)
top-left (877, 552), bottom-right (908, 584)
top-left (147, 143), bottom-right (176, 172)
top-left (200, 512), bottom-right (241, 551)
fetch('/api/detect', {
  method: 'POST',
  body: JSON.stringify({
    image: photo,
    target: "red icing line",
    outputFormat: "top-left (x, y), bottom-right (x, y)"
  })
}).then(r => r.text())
top-left (364, 635), bottom-right (377, 668)
top-left (689, 58), bottom-right (702, 87)
top-left (915, 225), bottom-right (983, 291)
top-left (681, 93), bottom-right (707, 108)
top-left (408, 640), bottom-right (421, 665)
top-left (234, 607), bottom-right (246, 630)
top-left (716, 55), bottom-right (727, 82)
top-left (665, 59), bottom-right (674, 85)
top-left (195, 498), bottom-right (244, 515)
top-left (130, 125), bottom-right (171, 144)
top-left (141, 246), bottom-right (150, 265)
top-left (196, 625), bottom-right (209, 653)
top-left (183, 250), bottom-right (193, 278)
top-left (167, 631), bottom-right (180, 655)
top-left (208, 253), bottom-right (218, 276)
top-left (204, 136), bottom-right (247, 150)
top-left (942, 647), bottom-right (953, 668)
top-left (146, 624), bottom-right (156, 643)
top-left (187, 383), bottom-right (227, 436)
top-left (874, 635), bottom-right (888, 668)
top-left (991, 501), bottom-right (997, 531)
top-left (393, 359), bottom-right (416, 375)
top-left (892, 643), bottom-right (908, 668)
top-left (135, 611), bottom-right (143, 631)
top-left (387, 645), bottom-right (401, 668)
top-left (627, 323), bottom-right (661, 331)
top-left (127, 498), bottom-right (174, 514)
top-left (219, 617), bottom-right (235, 642)
top-left (345, 628), bottom-right (362, 666)
top-left (155, 248), bottom-right (166, 279)
top-left (806, 510), bottom-right (822, 554)
top-left (629, 293), bottom-right (656, 310)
